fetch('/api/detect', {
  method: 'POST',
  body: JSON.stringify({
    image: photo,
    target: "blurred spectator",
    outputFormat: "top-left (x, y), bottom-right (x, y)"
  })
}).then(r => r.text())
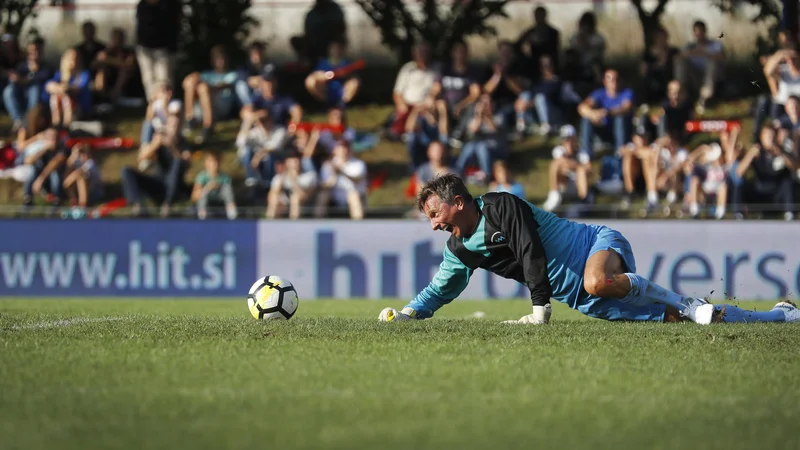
top-left (236, 41), bottom-right (276, 110)
top-left (75, 21), bottom-right (106, 80)
top-left (266, 150), bottom-right (318, 220)
top-left (542, 124), bottom-right (592, 211)
top-left (684, 127), bottom-right (738, 219)
top-left (489, 160), bottom-right (525, 199)
top-left (640, 26), bottom-right (679, 105)
top-left (0, 33), bottom-right (23, 87)
top-left (389, 42), bottom-right (437, 139)
top-left (245, 70), bottom-right (303, 129)
top-left (775, 95), bottom-right (800, 147)
top-left (654, 132), bottom-right (688, 209)
top-left (317, 106), bottom-right (361, 155)
top-left (136, 0), bottom-right (182, 101)
top-left (404, 96), bottom-right (444, 171)
top-left (63, 143), bottom-right (102, 208)
top-left (620, 128), bottom-right (659, 211)
top-left (121, 105), bottom-right (191, 217)
top-left (415, 141), bottom-right (455, 194)
top-left (577, 69), bottom-right (633, 155)
top-left (431, 40), bottom-right (481, 145)
top-left (483, 40), bottom-right (526, 131)
top-left (315, 139), bottom-right (366, 219)
top-left (236, 108), bottom-right (288, 199)
top-left (455, 94), bottom-right (508, 184)
top-left (753, 36), bottom-right (799, 140)
top-left (182, 45), bottom-right (240, 144)
top-left (4, 39), bottom-right (52, 131)
top-left (305, 40), bottom-right (360, 107)
top-left (515, 55), bottom-right (563, 137)
top-left (515, 5), bottom-right (561, 77)
top-left (651, 80), bottom-right (693, 141)
top-left (561, 47), bottom-right (597, 99)
top-left (94, 27), bottom-right (137, 104)
top-left (139, 83), bottom-right (180, 168)
top-left (567, 12), bottom-right (606, 85)
top-left (675, 20), bottom-right (726, 114)
top-left (44, 49), bottom-right (91, 127)
top-left (192, 152), bottom-right (238, 220)
top-left (290, 0), bottom-right (347, 67)
top-left (732, 125), bottom-right (796, 220)
top-left (16, 106), bottom-right (60, 206)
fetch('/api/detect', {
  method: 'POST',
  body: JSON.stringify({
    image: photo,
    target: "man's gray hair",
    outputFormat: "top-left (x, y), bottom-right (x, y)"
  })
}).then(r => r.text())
top-left (416, 173), bottom-right (473, 212)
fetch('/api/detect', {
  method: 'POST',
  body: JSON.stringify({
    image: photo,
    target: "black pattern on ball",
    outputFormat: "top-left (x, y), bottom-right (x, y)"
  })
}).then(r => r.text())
top-left (250, 277), bottom-right (297, 320)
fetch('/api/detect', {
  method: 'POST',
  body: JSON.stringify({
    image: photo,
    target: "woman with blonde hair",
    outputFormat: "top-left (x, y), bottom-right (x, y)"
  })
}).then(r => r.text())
top-left (44, 48), bottom-right (92, 127)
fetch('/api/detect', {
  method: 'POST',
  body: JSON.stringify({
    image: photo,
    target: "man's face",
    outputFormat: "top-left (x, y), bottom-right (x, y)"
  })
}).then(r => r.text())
top-left (423, 194), bottom-right (472, 239)
top-left (427, 142), bottom-right (444, 163)
top-left (693, 25), bottom-right (706, 41)
top-left (205, 157), bottom-right (219, 175)
top-left (603, 70), bottom-right (618, 91)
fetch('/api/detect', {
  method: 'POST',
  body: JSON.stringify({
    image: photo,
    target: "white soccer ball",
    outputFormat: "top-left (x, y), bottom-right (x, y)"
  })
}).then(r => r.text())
top-left (247, 276), bottom-right (299, 320)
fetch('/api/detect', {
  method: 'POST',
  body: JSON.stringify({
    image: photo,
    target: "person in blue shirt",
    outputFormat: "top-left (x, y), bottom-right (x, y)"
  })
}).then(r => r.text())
top-left (245, 68), bottom-right (304, 129)
top-left (3, 39), bottom-right (52, 131)
top-left (378, 173), bottom-right (800, 325)
top-left (489, 160), bottom-right (525, 199)
top-left (44, 48), bottom-right (91, 128)
top-left (304, 40), bottom-right (360, 107)
top-left (577, 69), bottom-right (634, 155)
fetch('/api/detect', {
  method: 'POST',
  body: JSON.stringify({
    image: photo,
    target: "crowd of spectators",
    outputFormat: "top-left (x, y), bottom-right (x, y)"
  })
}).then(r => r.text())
top-left (0, 0), bottom-right (798, 221)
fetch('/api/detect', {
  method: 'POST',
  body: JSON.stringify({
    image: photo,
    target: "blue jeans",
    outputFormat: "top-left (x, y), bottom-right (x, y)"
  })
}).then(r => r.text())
top-left (406, 119), bottom-right (441, 171)
top-left (455, 140), bottom-right (491, 175)
top-left (140, 120), bottom-right (155, 145)
top-left (121, 147), bottom-right (188, 206)
top-left (239, 145), bottom-right (275, 186)
top-left (4, 83), bottom-right (41, 123)
top-left (235, 79), bottom-right (254, 108)
top-left (580, 115), bottom-right (631, 155)
top-left (23, 160), bottom-right (62, 200)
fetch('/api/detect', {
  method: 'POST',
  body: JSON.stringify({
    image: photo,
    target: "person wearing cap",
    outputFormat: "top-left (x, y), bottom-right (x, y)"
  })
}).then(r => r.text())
top-left (577, 69), bottom-right (634, 155)
top-left (542, 124), bottom-right (592, 212)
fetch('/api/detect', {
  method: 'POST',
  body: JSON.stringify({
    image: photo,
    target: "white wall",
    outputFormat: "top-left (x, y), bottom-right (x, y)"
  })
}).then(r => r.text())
top-left (26, 0), bottom-right (774, 65)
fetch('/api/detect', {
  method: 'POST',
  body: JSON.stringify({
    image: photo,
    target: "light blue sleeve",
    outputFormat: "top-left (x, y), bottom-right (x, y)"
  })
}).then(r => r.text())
top-left (404, 246), bottom-right (472, 319)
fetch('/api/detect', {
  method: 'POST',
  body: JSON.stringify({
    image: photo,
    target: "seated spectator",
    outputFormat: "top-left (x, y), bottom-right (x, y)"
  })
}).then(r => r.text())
top-left (389, 42), bottom-right (437, 139)
top-left (74, 20), bottom-right (106, 80)
top-left (561, 48), bottom-right (597, 100)
top-left (640, 26), bottom-right (679, 105)
top-left (93, 27), bottom-right (137, 104)
top-left (315, 139), bottom-right (367, 220)
top-left (455, 94), bottom-right (508, 184)
top-left (266, 150), bottom-right (318, 220)
top-left (653, 132), bottom-right (689, 208)
top-left (0, 33), bottom-right (22, 85)
top-left (4, 39), bottom-right (52, 131)
top-left (652, 80), bottom-right (693, 141)
top-left (675, 20), bottom-right (726, 114)
top-left (404, 96), bottom-right (445, 171)
top-left (236, 41), bottom-right (276, 110)
top-left (44, 48), bottom-right (91, 127)
top-left (305, 39), bottom-right (360, 107)
top-left (489, 160), bottom-right (525, 199)
top-left (683, 127), bottom-right (739, 219)
top-left (415, 141), bottom-right (455, 194)
top-left (139, 82), bottom-right (181, 168)
top-left (16, 107), bottom-right (61, 206)
top-left (316, 106), bottom-right (360, 154)
top-left (567, 11), bottom-right (606, 86)
top-left (732, 125), bottom-right (796, 220)
top-left (63, 143), bottom-right (102, 208)
top-left (121, 111), bottom-right (192, 217)
top-left (483, 40), bottom-right (526, 132)
top-left (775, 94), bottom-right (800, 148)
top-left (620, 128), bottom-right (659, 211)
top-left (515, 55), bottom-right (563, 137)
top-left (577, 69), bottom-right (634, 155)
top-left (515, 5), bottom-right (561, 77)
top-left (192, 152), bottom-right (237, 220)
top-left (245, 70), bottom-right (303, 129)
top-left (182, 45), bottom-right (240, 144)
top-left (431, 39), bottom-right (481, 144)
top-left (542, 124), bottom-right (592, 211)
top-left (289, 0), bottom-right (347, 68)
top-left (753, 39), bottom-right (799, 141)
top-left (236, 108), bottom-right (288, 198)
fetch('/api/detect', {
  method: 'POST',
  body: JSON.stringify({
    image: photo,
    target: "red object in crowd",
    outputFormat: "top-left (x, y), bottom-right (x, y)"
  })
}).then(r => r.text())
top-left (292, 123), bottom-right (345, 134)
top-left (324, 60), bottom-right (366, 80)
top-left (685, 120), bottom-right (741, 133)
top-left (0, 145), bottom-right (16, 170)
top-left (64, 137), bottom-right (136, 150)
top-left (91, 198), bottom-right (128, 218)
top-left (405, 174), bottom-right (418, 199)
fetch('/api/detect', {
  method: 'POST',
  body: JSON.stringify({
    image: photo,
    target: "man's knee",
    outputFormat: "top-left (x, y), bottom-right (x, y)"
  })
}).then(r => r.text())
top-left (183, 73), bottom-right (200, 91)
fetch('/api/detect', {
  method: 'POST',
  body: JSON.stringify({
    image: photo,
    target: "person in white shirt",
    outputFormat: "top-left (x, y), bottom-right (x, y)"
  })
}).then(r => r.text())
top-left (266, 151), bottom-right (318, 220)
top-left (236, 108), bottom-right (288, 193)
top-left (542, 124), bottom-right (593, 211)
top-left (654, 132), bottom-right (689, 208)
top-left (388, 42), bottom-right (438, 139)
top-left (675, 20), bottom-right (726, 113)
top-left (315, 139), bottom-right (367, 220)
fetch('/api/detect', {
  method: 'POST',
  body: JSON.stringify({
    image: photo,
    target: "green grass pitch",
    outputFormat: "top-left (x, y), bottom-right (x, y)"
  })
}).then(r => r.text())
top-left (1, 298), bottom-right (798, 450)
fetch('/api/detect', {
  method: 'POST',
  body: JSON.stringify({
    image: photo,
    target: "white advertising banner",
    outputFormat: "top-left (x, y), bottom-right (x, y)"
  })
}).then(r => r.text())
top-left (258, 220), bottom-right (800, 301)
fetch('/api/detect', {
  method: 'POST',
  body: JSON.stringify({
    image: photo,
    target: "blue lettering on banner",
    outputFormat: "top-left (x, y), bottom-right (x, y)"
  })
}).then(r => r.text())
top-left (0, 220), bottom-right (257, 297)
top-left (757, 253), bottom-right (787, 299)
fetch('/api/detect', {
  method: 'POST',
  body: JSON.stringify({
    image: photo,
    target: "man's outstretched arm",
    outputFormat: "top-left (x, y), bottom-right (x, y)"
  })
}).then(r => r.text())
top-left (379, 246), bottom-right (471, 321)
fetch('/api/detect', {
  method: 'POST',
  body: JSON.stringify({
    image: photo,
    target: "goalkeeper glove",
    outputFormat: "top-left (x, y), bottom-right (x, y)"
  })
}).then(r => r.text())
top-left (501, 304), bottom-right (552, 325)
top-left (378, 307), bottom-right (417, 322)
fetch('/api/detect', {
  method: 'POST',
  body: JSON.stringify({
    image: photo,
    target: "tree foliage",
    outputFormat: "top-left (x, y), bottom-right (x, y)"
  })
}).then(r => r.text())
top-left (179, 0), bottom-right (259, 71)
top-left (354, 0), bottom-right (511, 63)
top-left (630, 0), bottom-right (671, 48)
top-left (709, 0), bottom-right (783, 58)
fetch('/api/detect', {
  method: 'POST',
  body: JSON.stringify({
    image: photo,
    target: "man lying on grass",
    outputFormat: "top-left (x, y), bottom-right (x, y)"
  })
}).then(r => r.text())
top-left (379, 173), bottom-right (799, 325)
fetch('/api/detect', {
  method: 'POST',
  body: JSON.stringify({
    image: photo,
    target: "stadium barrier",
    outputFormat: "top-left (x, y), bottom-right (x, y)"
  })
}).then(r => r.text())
top-left (1, 220), bottom-right (799, 301)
